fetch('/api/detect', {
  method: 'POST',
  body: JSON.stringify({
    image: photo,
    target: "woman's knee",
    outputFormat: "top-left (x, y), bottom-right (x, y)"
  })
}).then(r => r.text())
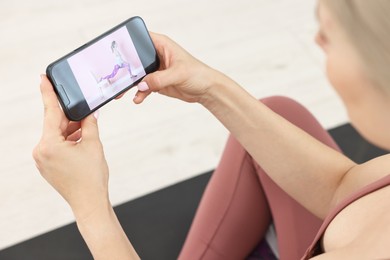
top-left (260, 96), bottom-right (311, 122)
top-left (260, 96), bottom-right (340, 151)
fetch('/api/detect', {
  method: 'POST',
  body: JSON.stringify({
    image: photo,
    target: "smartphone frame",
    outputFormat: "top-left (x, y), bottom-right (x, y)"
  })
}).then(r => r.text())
top-left (46, 16), bottom-right (159, 121)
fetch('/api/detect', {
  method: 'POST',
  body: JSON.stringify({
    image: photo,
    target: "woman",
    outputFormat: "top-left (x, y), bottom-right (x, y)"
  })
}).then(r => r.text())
top-left (33, 0), bottom-right (390, 259)
top-left (99, 41), bottom-right (137, 83)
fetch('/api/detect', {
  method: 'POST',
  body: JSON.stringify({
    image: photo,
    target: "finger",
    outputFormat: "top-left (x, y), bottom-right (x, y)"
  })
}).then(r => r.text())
top-left (133, 90), bottom-right (152, 104)
top-left (40, 75), bottom-right (67, 139)
top-left (80, 112), bottom-right (100, 141)
top-left (142, 69), bottom-right (177, 92)
top-left (40, 75), bottom-right (61, 111)
top-left (115, 93), bottom-right (125, 100)
top-left (66, 129), bottom-right (82, 142)
top-left (149, 32), bottom-right (174, 61)
top-left (64, 121), bottom-right (81, 138)
top-left (149, 32), bottom-right (167, 56)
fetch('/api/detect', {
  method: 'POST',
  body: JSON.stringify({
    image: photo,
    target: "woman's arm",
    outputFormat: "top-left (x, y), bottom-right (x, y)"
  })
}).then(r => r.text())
top-left (199, 71), bottom-right (356, 218)
top-left (75, 203), bottom-right (139, 260)
top-left (136, 33), bottom-right (357, 219)
top-left (33, 76), bottom-right (139, 260)
top-left (197, 55), bottom-right (390, 221)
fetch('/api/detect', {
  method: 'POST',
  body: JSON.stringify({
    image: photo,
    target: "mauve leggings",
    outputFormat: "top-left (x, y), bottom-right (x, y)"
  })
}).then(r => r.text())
top-left (101, 63), bottom-right (133, 81)
top-left (178, 96), bottom-right (341, 260)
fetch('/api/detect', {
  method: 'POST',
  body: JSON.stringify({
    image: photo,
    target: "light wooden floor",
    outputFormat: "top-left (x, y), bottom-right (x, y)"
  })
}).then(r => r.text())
top-left (0, 0), bottom-right (347, 249)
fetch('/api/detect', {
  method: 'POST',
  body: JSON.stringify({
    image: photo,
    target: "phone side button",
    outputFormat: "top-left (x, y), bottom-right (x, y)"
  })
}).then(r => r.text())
top-left (58, 85), bottom-right (70, 107)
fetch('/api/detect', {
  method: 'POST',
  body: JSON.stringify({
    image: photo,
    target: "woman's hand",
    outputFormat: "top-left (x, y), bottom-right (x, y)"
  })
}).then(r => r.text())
top-left (33, 75), bottom-right (109, 220)
top-left (133, 32), bottom-right (223, 104)
top-left (33, 76), bottom-right (139, 259)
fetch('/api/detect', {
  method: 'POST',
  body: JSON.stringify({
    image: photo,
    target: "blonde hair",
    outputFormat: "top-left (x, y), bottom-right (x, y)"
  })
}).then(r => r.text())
top-left (325, 0), bottom-right (390, 94)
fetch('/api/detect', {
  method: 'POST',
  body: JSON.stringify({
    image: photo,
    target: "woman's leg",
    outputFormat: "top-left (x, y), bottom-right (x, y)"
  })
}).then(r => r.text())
top-left (179, 96), bottom-right (341, 260)
top-left (123, 62), bottom-right (137, 77)
top-left (179, 134), bottom-right (272, 260)
top-left (100, 64), bottom-right (121, 82)
top-left (257, 97), bottom-right (341, 259)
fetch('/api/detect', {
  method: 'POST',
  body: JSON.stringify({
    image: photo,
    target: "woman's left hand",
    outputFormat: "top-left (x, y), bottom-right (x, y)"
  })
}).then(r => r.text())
top-left (33, 75), bottom-right (110, 219)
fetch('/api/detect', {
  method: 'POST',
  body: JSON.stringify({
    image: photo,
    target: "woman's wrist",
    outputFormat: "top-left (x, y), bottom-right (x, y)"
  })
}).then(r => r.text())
top-left (199, 69), bottom-right (246, 112)
top-left (75, 202), bottom-right (114, 230)
top-left (75, 200), bottom-right (139, 259)
top-left (200, 69), bottom-right (231, 106)
top-left (72, 196), bottom-right (112, 224)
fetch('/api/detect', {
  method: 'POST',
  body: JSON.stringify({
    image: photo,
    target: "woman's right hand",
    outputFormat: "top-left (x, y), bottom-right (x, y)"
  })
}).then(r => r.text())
top-left (133, 33), bottom-right (223, 104)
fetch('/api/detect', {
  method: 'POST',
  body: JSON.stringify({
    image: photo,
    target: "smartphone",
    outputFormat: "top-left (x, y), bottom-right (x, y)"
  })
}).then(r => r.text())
top-left (46, 16), bottom-right (159, 121)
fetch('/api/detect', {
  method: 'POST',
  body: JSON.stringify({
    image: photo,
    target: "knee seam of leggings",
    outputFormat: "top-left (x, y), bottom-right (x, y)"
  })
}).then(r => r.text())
top-left (198, 153), bottom-right (253, 259)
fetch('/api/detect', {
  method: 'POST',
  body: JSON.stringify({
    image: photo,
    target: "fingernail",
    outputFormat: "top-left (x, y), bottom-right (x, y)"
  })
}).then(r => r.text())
top-left (40, 74), bottom-right (45, 81)
top-left (137, 81), bottom-right (149, 92)
top-left (93, 110), bottom-right (100, 120)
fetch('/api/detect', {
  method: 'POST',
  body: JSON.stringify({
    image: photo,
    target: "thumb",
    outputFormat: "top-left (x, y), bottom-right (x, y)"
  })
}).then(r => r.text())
top-left (141, 68), bottom-right (176, 92)
top-left (134, 70), bottom-right (173, 104)
top-left (81, 111), bottom-right (100, 141)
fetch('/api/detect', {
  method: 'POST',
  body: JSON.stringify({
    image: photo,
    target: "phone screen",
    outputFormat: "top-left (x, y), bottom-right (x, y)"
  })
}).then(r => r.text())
top-left (68, 26), bottom-right (145, 110)
top-left (47, 17), bottom-right (159, 121)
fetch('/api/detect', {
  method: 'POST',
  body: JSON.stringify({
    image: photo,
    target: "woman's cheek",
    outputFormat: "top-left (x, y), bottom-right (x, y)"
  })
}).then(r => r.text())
top-left (326, 57), bottom-right (346, 99)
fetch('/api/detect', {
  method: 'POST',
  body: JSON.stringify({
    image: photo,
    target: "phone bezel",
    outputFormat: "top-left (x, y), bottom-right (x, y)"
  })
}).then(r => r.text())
top-left (46, 16), bottom-right (159, 121)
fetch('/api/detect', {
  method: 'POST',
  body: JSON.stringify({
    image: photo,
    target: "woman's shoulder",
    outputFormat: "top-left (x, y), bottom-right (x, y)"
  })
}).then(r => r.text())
top-left (331, 154), bottom-right (390, 207)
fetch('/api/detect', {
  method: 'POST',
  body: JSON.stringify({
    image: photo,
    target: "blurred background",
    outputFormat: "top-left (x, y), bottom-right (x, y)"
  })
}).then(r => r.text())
top-left (0, 0), bottom-right (347, 251)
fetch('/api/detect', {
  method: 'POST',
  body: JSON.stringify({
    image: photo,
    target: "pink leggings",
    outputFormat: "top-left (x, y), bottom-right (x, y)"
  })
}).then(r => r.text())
top-left (178, 96), bottom-right (341, 260)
